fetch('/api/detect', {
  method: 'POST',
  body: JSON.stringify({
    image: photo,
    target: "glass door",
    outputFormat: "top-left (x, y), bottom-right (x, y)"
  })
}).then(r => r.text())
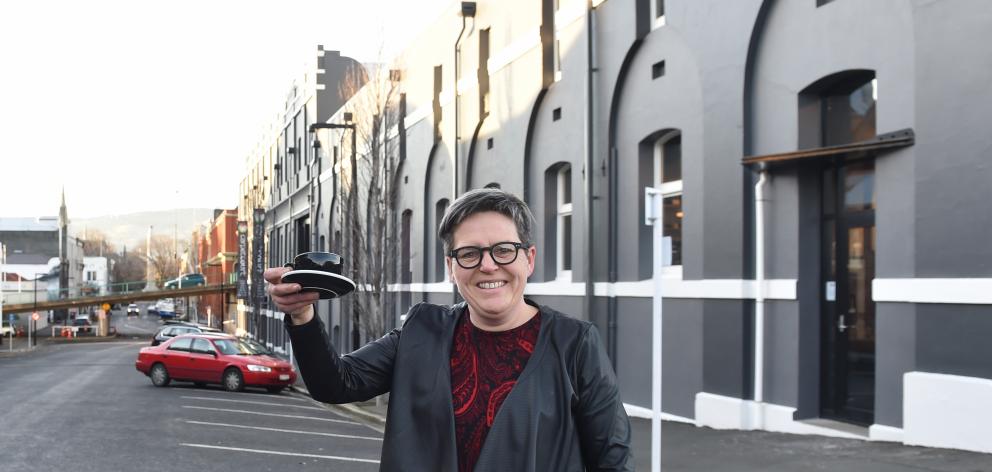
top-left (821, 160), bottom-right (876, 425)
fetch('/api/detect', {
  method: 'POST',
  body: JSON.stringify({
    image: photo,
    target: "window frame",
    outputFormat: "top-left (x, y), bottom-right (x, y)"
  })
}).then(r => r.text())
top-left (556, 165), bottom-right (573, 281)
top-left (651, 0), bottom-right (666, 30)
top-left (653, 133), bottom-right (683, 276)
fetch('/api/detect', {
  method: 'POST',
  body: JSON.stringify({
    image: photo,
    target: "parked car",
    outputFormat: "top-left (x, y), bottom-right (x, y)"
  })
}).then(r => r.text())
top-left (164, 273), bottom-right (206, 290)
top-left (150, 323), bottom-right (221, 346)
top-left (71, 316), bottom-right (92, 333)
top-left (127, 303), bottom-right (140, 317)
top-left (155, 299), bottom-right (177, 319)
top-left (135, 334), bottom-right (297, 392)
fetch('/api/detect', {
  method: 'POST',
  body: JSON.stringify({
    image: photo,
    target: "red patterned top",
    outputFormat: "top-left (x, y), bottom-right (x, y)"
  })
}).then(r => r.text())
top-left (450, 308), bottom-right (542, 472)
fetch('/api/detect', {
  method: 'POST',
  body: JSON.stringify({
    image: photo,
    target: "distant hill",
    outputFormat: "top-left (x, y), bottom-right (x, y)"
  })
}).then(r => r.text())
top-left (72, 208), bottom-right (224, 249)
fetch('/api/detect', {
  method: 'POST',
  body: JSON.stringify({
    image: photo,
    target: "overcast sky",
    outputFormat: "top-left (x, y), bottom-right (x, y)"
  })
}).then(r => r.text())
top-left (0, 0), bottom-right (450, 219)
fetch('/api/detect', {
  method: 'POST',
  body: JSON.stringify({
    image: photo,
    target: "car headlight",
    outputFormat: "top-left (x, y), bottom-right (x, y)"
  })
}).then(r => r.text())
top-left (246, 364), bottom-right (272, 372)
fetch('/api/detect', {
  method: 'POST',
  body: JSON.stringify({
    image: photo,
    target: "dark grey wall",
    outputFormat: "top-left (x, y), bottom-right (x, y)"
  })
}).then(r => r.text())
top-left (763, 300), bottom-right (799, 408)
top-left (916, 304), bottom-right (992, 380)
top-left (912, 1), bottom-right (992, 277)
top-left (874, 303), bottom-right (916, 428)
top-left (614, 297), bottom-right (702, 419)
top-left (702, 299), bottom-right (749, 399)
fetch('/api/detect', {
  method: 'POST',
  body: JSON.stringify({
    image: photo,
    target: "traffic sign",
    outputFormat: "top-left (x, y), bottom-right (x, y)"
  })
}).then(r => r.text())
top-left (102, 303), bottom-right (111, 311)
top-left (32, 312), bottom-right (39, 321)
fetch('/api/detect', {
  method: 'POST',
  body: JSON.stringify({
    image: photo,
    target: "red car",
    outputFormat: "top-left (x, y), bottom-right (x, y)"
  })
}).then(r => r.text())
top-left (135, 334), bottom-right (296, 393)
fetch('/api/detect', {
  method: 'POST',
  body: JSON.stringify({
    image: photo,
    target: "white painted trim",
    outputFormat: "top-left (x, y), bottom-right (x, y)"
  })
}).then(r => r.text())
top-left (488, 28), bottom-right (541, 73)
top-left (874, 278), bottom-right (992, 304)
top-left (594, 279), bottom-right (797, 300)
top-left (387, 282), bottom-right (454, 293)
top-left (694, 393), bottom-right (866, 439)
top-left (523, 279), bottom-right (586, 296)
top-left (623, 403), bottom-right (694, 424)
top-left (868, 424), bottom-right (904, 443)
top-left (904, 372), bottom-right (992, 453)
top-left (318, 168), bottom-right (334, 184)
top-left (386, 278), bottom-right (798, 300)
top-left (291, 206), bottom-right (310, 218)
top-left (404, 105), bottom-right (432, 128)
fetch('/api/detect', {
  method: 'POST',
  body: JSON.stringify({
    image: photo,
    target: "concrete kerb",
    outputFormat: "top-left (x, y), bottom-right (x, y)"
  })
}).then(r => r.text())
top-left (291, 384), bottom-right (387, 430)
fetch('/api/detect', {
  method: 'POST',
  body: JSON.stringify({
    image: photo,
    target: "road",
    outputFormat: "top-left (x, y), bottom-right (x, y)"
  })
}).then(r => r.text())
top-left (0, 309), bottom-right (383, 472)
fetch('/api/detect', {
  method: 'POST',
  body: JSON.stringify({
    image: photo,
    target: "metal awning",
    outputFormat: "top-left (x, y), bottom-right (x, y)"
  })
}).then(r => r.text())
top-left (742, 128), bottom-right (914, 166)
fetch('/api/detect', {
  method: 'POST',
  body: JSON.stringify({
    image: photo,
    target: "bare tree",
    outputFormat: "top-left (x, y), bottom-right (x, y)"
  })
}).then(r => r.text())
top-left (337, 60), bottom-right (403, 343)
top-left (80, 229), bottom-right (117, 256)
top-left (134, 235), bottom-right (186, 285)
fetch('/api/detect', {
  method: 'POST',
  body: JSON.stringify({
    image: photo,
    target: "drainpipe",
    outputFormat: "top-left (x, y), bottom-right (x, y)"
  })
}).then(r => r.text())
top-left (583, 0), bottom-right (596, 322)
top-left (753, 164), bottom-right (768, 429)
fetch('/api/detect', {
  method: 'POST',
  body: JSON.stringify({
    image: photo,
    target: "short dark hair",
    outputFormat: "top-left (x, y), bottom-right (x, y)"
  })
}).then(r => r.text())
top-left (437, 188), bottom-right (535, 252)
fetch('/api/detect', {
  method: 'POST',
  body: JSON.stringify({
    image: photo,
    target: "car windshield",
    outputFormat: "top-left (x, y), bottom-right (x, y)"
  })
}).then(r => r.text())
top-left (212, 339), bottom-right (272, 356)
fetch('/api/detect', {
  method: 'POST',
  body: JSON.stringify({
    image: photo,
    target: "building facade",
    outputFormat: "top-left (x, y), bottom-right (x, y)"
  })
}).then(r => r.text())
top-left (239, 45), bottom-right (366, 350)
top-left (239, 0), bottom-right (992, 453)
top-left (192, 209), bottom-right (238, 332)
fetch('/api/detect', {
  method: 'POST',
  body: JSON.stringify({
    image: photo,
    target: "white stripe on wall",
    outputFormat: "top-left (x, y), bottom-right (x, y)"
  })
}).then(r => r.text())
top-left (873, 278), bottom-right (992, 304)
top-left (386, 279), bottom-right (798, 300)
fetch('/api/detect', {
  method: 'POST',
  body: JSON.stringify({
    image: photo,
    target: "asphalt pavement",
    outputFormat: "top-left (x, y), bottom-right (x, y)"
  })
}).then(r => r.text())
top-left (3, 308), bottom-right (990, 471)
top-left (0, 311), bottom-right (383, 472)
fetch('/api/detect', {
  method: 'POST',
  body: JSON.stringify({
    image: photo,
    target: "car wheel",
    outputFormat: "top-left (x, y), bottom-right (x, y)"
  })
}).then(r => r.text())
top-left (266, 387), bottom-right (284, 394)
top-left (223, 368), bottom-right (244, 392)
top-left (150, 363), bottom-right (171, 387)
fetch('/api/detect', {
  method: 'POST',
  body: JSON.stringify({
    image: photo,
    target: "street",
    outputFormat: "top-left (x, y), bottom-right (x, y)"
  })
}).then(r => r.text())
top-left (0, 310), bottom-right (382, 472)
top-left (2, 308), bottom-right (991, 471)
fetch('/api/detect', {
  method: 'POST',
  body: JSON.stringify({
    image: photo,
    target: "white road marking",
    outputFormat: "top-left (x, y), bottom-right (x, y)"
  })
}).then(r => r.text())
top-left (190, 389), bottom-right (308, 402)
top-left (181, 396), bottom-right (324, 411)
top-left (181, 405), bottom-right (359, 424)
top-left (184, 420), bottom-right (382, 441)
top-left (180, 443), bottom-right (380, 464)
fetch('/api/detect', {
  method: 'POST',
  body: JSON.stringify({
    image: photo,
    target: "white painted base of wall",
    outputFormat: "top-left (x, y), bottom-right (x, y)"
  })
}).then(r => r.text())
top-left (622, 403), bottom-right (694, 424)
top-left (868, 424), bottom-right (904, 443)
top-left (904, 372), bottom-right (992, 454)
top-left (694, 393), bottom-right (867, 439)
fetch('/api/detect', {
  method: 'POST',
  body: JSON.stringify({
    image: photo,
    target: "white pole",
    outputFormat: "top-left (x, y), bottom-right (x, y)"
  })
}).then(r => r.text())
top-left (753, 169), bottom-right (769, 429)
top-left (645, 187), bottom-right (663, 472)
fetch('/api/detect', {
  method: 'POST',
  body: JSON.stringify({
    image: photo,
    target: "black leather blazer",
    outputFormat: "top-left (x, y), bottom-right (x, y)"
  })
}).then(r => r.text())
top-left (285, 300), bottom-right (633, 471)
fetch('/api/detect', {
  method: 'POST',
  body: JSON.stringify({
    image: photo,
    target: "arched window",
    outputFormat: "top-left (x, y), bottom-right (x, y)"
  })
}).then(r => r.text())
top-left (556, 165), bottom-right (573, 279)
top-left (401, 210), bottom-right (413, 284)
top-left (654, 133), bottom-right (682, 267)
top-left (435, 199), bottom-right (449, 282)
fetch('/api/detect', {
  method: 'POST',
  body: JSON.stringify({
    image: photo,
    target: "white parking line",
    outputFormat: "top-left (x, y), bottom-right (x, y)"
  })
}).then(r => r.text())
top-left (184, 420), bottom-right (382, 441)
top-left (181, 405), bottom-right (360, 425)
top-left (191, 389), bottom-right (308, 402)
top-left (180, 443), bottom-right (380, 464)
top-left (181, 396), bottom-right (325, 411)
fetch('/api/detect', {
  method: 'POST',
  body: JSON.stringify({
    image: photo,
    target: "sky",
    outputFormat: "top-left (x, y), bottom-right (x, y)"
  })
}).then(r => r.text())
top-left (0, 0), bottom-right (451, 219)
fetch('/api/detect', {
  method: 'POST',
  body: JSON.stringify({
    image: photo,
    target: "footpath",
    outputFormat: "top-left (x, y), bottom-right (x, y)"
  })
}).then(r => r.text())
top-left (291, 385), bottom-right (992, 472)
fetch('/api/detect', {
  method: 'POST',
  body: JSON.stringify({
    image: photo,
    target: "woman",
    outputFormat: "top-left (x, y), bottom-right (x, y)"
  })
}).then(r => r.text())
top-left (265, 188), bottom-right (632, 471)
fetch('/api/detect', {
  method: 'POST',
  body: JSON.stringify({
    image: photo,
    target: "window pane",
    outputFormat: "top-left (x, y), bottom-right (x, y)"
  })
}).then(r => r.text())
top-left (662, 135), bottom-right (682, 183)
top-left (844, 162), bottom-right (875, 212)
top-left (169, 337), bottom-right (192, 351)
top-left (192, 338), bottom-right (211, 353)
top-left (562, 167), bottom-right (572, 204)
top-left (824, 77), bottom-right (876, 146)
top-left (663, 196), bottom-right (682, 266)
top-left (562, 214), bottom-right (572, 270)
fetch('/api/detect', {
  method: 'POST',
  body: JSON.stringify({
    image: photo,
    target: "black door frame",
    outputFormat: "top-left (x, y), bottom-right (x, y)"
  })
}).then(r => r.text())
top-left (819, 158), bottom-right (876, 425)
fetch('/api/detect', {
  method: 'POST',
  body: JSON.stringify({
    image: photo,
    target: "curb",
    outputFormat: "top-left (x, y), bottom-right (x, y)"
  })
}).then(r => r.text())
top-left (290, 385), bottom-right (387, 429)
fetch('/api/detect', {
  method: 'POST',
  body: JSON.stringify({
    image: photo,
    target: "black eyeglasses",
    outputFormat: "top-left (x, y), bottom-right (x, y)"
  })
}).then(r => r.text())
top-left (448, 242), bottom-right (530, 269)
